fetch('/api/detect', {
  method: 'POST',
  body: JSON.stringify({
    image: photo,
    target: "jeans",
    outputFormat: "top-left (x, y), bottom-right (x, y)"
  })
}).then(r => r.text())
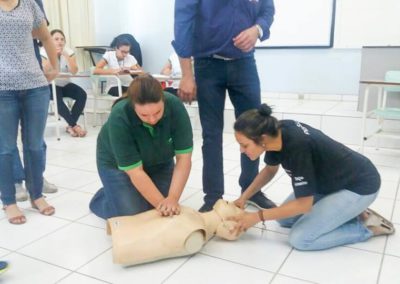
top-left (0, 86), bottom-right (50, 205)
top-left (194, 56), bottom-right (261, 204)
top-left (51, 83), bottom-right (87, 127)
top-left (277, 189), bottom-right (378, 250)
top-left (12, 149), bottom-right (25, 184)
top-left (90, 161), bottom-right (174, 219)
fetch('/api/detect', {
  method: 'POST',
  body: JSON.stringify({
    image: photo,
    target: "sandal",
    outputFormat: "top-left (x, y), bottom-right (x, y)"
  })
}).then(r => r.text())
top-left (30, 198), bottom-right (55, 216)
top-left (363, 208), bottom-right (395, 236)
top-left (72, 125), bottom-right (87, 137)
top-left (66, 126), bottom-right (78, 137)
top-left (3, 204), bottom-right (26, 225)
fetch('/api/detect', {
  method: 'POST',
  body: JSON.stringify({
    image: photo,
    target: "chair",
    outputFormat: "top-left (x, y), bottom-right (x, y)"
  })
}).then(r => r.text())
top-left (89, 67), bottom-right (123, 126)
top-left (360, 70), bottom-right (400, 152)
top-left (110, 34), bottom-right (143, 66)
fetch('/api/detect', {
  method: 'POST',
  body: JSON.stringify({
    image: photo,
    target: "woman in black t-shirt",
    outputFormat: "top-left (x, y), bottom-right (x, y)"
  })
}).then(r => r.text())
top-left (228, 104), bottom-right (395, 250)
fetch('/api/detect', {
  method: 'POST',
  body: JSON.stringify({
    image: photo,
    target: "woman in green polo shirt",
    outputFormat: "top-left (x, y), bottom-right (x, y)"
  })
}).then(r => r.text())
top-left (89, 75), bottom-right (193, 219)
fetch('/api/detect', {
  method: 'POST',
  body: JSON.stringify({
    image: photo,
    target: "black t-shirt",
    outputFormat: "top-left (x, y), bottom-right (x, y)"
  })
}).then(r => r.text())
top-left (264, 120), bottom-right (380, 198)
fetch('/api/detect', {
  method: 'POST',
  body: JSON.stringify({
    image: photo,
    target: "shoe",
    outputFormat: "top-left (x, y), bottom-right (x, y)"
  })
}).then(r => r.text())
top-left (0, 261), bottom-right (8, 275)
top-left (246, 191), bottom-right (277, 210)
top-left (3, 204), bottom-right (26, 225)
top-left (199, 202), bottom-right (216, 213)
top-left (364, 208), bottom-right (395, 236)
top-left (43, 178), bottom-right (58, 193)
top-left (66, 126), bottom-right (78, 137)
top-left (72, 125), bottom-right (87, 137)
top-left (30, 197), bottom-right (55, 216)
top-left (15, 183), bottom-right (29, 202)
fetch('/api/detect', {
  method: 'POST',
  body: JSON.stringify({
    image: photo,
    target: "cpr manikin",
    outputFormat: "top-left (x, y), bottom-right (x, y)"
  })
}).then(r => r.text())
top-left (107, 199), bottom-right (244, 266)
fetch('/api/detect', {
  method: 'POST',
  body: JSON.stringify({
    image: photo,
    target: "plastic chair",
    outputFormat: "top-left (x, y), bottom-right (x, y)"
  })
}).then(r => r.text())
top-left (89, 67), bottom-right (123, 126)
top-left (49, 79), bottom-right (88, 140)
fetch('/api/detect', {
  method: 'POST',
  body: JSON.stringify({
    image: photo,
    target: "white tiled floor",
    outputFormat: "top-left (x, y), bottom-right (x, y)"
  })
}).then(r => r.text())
top-left (1, 97), bottom-right (400, 284)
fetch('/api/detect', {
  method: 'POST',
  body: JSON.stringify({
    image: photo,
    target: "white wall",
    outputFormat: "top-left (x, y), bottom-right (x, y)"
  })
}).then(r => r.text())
top-left (92, 0), bottom-right (399, 96)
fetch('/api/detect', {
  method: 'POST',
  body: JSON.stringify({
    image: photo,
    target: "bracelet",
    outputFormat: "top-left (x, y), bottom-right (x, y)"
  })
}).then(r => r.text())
top-left (258, 210), bottom-right (265, 223)
top-left (258, 210), bottom-right (267, 232)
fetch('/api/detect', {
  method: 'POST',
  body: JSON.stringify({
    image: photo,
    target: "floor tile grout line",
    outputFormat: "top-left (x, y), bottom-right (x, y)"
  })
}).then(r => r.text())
top-left (160, 255), bottom-right (195, 284)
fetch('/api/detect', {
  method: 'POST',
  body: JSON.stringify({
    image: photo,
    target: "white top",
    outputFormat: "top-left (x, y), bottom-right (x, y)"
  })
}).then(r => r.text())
top-left (102, 51), bottom-right (138, 87)
top-left (168, 52), bottom-right (181, 89)
top-left (41, 47), bottom-right (74, 87)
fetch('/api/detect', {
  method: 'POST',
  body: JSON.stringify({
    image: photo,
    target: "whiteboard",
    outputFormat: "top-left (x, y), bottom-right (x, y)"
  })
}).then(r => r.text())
top-left (257, 0), bottom-right (335, 48)
top-left (334, 0), bottom-right (400, 48)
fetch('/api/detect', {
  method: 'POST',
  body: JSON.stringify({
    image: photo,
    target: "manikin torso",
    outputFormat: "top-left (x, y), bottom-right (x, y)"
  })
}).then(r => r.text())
top-left (107, 200), bottom-right (244, 266)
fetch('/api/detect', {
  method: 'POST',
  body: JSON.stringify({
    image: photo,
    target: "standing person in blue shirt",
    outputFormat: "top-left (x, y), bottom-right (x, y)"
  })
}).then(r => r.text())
top-left (172, 0), bottom-right (277, 212)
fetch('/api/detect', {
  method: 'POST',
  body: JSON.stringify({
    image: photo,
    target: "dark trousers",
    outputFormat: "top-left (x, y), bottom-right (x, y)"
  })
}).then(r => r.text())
top-left (194, 56), bottom-right (261, 204)
top-left (90, 161), bottom-right (174, 219)
top-left (51, 83), bottom-right (87, 127)
top-left (108, 86), bottom-right (128, 97)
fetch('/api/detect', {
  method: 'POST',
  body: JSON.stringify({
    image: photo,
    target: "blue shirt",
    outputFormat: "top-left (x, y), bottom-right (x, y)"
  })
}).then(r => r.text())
top-left (172, 0), bottom-right (274, 59)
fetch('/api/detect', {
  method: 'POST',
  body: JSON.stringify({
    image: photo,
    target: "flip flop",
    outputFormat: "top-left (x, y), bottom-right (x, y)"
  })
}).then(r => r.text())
top-left (364, 208), bottom-right (395, 236)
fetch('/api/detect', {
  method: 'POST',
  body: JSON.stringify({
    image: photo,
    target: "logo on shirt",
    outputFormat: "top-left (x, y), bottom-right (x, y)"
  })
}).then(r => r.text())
top-left (167, 137), bottom-right (173, 144)
top-left (295, 121), bottom-right (310, 136)
top-left (293, 176), bottom-right (308, 187)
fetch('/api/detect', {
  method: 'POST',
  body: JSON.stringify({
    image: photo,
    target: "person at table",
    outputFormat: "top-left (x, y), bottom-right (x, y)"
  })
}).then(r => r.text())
top-left (160, 52), bottom-right (182, 96)
top-left (42, 29), bottom-right (87, 137)
top-left (89, 74), bottom-right (193, 219)
top-left (94, 37), bottom-right (142, 97)
top-left (228, 104), bottom-right (394, 250)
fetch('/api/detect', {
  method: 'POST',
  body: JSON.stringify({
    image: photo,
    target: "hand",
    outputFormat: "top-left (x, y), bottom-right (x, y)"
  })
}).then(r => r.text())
top-left (111, 68), bottom-right (122, 75)
top-left (227, 211), bottom-right (259, 237)
top-left (178, 75), bottom-right (196, 104)
top-left (44, 68), bottom-right (59, 82)
top-left (156, 196), bottom-right (181, 216)
top-left (234, 197), bottom-right (247, 209)
top-left (233, 25), bottom-right (259, 52)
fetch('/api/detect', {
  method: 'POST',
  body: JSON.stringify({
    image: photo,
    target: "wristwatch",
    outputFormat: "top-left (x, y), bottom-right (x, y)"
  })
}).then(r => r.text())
top-left (255, 24), bottom-right (263, 39)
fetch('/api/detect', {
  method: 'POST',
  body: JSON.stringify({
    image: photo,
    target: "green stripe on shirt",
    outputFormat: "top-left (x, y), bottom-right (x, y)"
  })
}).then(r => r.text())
top-left (175, 147), bottom-right (193, 155)
top-left (118, 160), bottom-right (143, 171)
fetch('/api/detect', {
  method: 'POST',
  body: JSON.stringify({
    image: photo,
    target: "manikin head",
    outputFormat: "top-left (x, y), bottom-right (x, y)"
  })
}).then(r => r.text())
top-left (212, 199), bottom-right (245, 240)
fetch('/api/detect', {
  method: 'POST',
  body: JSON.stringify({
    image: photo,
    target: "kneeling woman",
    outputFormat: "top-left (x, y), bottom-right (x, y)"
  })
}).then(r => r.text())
top-left (90, 75), bottom-right (193, 218)
top-left (230, 104), bottom-right (395, 250)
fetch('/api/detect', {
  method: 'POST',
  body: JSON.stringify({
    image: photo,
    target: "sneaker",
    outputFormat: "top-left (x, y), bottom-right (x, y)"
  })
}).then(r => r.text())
top-left (0, 261), bottom-right (8, 275)
top-left (199, 202), bottom-right (216, 213)
top-left (15, 183), bottom-right (29, 202)
top-left (43, 178), bottom-right (58, 193)
top-left (246, 191), bottom-right (277, 210)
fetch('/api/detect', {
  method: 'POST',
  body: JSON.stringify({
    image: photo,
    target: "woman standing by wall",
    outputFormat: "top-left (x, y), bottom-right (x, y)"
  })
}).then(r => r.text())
top-left (0, 0), bottom-right (59, 224)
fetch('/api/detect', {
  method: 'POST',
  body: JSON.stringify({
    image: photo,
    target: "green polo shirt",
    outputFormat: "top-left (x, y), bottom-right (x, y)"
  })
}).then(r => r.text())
top-left (96, 92), bottom-right (193, 170)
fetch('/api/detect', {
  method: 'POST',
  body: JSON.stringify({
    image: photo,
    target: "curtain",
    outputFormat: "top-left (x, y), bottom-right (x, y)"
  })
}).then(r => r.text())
top-left (43, 0), bottom-right (95, 71)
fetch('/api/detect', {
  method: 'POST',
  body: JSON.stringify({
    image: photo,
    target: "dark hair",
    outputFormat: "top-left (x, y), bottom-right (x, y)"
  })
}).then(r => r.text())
top-left (50, 29), bottom-right (66, 41)
top-left (113, 37), bottom-right (131, 49)
top-left (234, 104), bottom-right (279, 144)
top-left (113, 74), bottom-right (164, 107)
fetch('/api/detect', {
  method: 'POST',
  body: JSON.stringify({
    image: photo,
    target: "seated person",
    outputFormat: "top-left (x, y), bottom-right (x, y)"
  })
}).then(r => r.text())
top-left (107, 199), bottom-right (245, 266)
top-left (160, 52), bottom-right (181, 96)
top-left (42, 29), bottom-right (87, 137)
top-left (94, 37), bottom-right (143, 97)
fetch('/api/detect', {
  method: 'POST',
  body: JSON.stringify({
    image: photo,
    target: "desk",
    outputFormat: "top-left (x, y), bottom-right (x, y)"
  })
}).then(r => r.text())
top-left (359, 80), bottom-right (400, 152)
top-left (75, 46), bottom-right (112, 66)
